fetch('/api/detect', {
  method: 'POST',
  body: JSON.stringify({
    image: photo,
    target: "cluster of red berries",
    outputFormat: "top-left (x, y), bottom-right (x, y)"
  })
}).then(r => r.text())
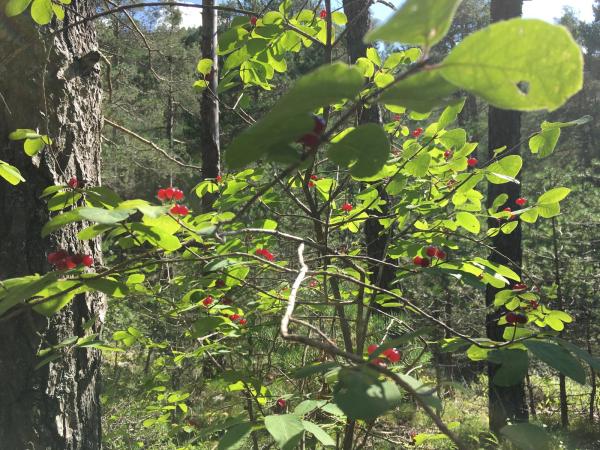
top-left (157, 187), bottom-right (190, 217)
top-left (229, 313), bottom-right (247, 325)
top-left (308, 174), bottom-right (318, 188)
top-left (68, 177), bottom-right (79, 188)
top-left (250, 15), bottom-right (257, 26)
top-left (515, 197), bottom-right (527, 207)
top-left (255, 248), bottom-right (275, 261)
top-left (320, 9), bottom-right (327, 18)
top-left (367, 344), bottom-right (401, 367)
top-left (506, 312), bottom-right (528, 324)
top-left (341, 202), bottom-right (353, 212)
top-left (412, 127), bottom-right (423, 138)
top-left (298, 115), bottom-right (326, 148)
top-left (467, 156), bottom-right (478, 167)
top-left (48, 250), bottom-right (93, 270)
top-left (512, 283), bottom-right (527, 291)
top-left (413, 246), bottom-right (446, 267)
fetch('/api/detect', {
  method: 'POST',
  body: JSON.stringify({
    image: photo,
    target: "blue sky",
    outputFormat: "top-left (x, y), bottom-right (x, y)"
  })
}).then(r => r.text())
top-left (179, 0), bottom-right (596, 29)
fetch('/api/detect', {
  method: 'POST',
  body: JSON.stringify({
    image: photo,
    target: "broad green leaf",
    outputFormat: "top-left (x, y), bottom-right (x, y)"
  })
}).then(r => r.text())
top-left (456, 211), bottom-right (480, 234)
top-left (30, 0), bottom-right (53, 24)
top-left (196, 58), bottom-right (213, 75)
top-left (264, 414), bottom-right (304, 450)
top-left (538, 187), bottom-right (570, 204)
top-left (486, 155), bottom-right (522, 184)
top-left (78, 207), bottom-right (133, 224)
top-left (0, 161), bottom-right (25, 185)
top-left (488, 349), bottom-right (528, 387)
top-left (293, 400), bottom-right (327, 416)
top-left (191, 316), bottom-right (228, 338)
top-left (301, 421), bottom-right (335, 447)
top-left (84, 278), bottom-right (128, 298)
top-left (438, 129), bottom-right (466, 150)
top-left (331, 11), bottom-right (347, 26)
top-left (440, 19), bottom-right (583, 111)
top-left (379, 71), bottom-right (457, 113)
top-left (0, 273), bottom-right (60, 316)
top-left (405, 152), bottom-right (430, 177)
top-left (529, 125), bottom-right (560, 158)
top-left (292, 361), bottom-right (340, 379)
top-left (333, 368), bottom-right (403, 420)
top-left (4, 0), bottom-right (32, 16)
top-left (537, 202), bottom-right (560, 218)
top-left (328, 124), bottom-right (390, 177)
top-left (225, 63), bottom-right (363, 168)
top-left (524, 340), bottom-right (586, 384)
top-left (395, 372), bottom-right (441, 411)
top-left (41, 210), bottom-right (81, 237)
top-left (218, 422), bottom-right (253, 450)
top-left (555, 338), bottom-right (600, 371)
top-left (501, 423), bottom-right (551, 450)
top-left (438, 98), bottom-right (465, 129)
top-left (23, 138), bottom-right (45, 156)
top-left (366, 0), bottom-right (462, 48)
top-left (32, 280), bottom-right (83, 316)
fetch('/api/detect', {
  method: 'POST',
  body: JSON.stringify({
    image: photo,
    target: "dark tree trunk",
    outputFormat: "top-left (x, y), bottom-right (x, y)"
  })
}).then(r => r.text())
top-left (0, 2), bottom-right (105, 448)
top-left (200, 0), bottom-right (220, 210)
top-left (486, 0), bottom-right (528, 436)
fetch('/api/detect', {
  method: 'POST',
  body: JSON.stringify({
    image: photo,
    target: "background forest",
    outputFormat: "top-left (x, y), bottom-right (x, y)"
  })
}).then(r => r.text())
top-left (0, 0), bottom-right (599, 449)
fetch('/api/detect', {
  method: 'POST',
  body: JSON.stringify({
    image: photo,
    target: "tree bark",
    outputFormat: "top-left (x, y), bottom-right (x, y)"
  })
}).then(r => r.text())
top-left (486, 0), bottom-right (528, 436)
top-left (0, 2), bottom-right (105, 448)
top-left (200, 0), bottom-right (220, 210)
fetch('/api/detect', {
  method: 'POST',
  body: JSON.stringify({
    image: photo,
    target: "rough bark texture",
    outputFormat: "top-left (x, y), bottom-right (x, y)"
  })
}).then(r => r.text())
top-left (0, 2), bottom-right (105, 448)
top-left (200, 0), bottom-right (221, 210)
top-left (486, 0), bottom-right (528, 436)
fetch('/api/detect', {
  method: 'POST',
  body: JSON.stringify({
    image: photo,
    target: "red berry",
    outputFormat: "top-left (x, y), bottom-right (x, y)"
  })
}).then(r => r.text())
top-left (436, 250), bottom-right (447, 260)
top-left (320, 9), bottom-right (327, 19)
top-left (81, 255), bottom-right (93, 267)
top-left (238, 318), bottom-right (247, 325)
top-left (276, 398), bottom-right (286, 408)
top-left (165, 187), bottom-right (175, 199)
top-left (367, 344), bottom-right (378, 354)
top-left (64, 257), bottom-right (77, 270)
top-left (308, 181), bottom-right (315, 188)
top-left (202, 296), bottom-right (214, 306)
top-left (157, 189), bottom-right (168, 201)
top-left (250, 16), bottom-right (257, 26)
top-left (309, 279), bottom-right (318, 288)
top-left (513, 283), bottom-right (527, 291)
top-left (425, 246), bottom-right (438, 258)
top-left (341, 202), bottom-right (353, 212)
top-left (216, 175), bottom-right (223, 183)
top-left (383, 348), bottom-right (401, 363)
top-left (444, 150), bottom-right (453, 159)
top-left (68, 177), bottom-right (79, 189)
top-left (47, 250), bottom-right (68, 264)
top-left (230, 313), bottom-right (241, 322)
top-left (393, 114), bottom-right (402, 121)
top-left (170, 204), bottom-right (189, 216)
top-left (515, 197), bottom-right (527, 207)
top-left (413, 256), bottom-right (430, 267)
top-left (467, 157), bottom-right (478, 167)
top-left (412, 127), bottom-right (423, 138)
top-left (530, 300), bottom-right (539, 309)
top-left (216, 279), bottom-right (226, 288)
top-left (506, 312), bottom-right (518, 324)
top-left (172, 188), bottom-right (184, 201)
top-left (310, 174), bottom-right (318, 180)
top-left (255, 249), bottom-right (274, 261)
top-left (370, 357), bottom-right (387, 368)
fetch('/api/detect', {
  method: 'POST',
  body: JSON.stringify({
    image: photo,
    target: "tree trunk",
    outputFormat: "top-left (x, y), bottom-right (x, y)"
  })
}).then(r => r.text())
top-left (0, 2), bottom-right (105, 448)
top-left (200, 0), bottom-right (220, 210)
top-left (486, 0), bottom-right (528, 436)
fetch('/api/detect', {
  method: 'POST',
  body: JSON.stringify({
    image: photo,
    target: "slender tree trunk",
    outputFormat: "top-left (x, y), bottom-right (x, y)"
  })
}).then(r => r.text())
top-left (551, 217), bottom-right (569, 428)
top-left (200, 0), bottom-right (220, 210)
top-left (0, 1), bottom-right (104, 448)
top-left (486, 0), bottom-right (528, 436)
top-left (587, 316), bottom-right (597, 423)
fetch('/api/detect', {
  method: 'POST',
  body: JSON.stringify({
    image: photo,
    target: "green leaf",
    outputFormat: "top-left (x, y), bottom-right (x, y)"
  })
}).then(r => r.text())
top-left (438, 98), bottom-right (465, 129)
top-left (529, 126), bottom-right (560, 158)
top-left (500, 423), bottom-right (551, 450)
top-left (301, 421), bottom-right (335, 447)
top-left (456, 211), bottom-right (480, 234)
top-left (405, 153), bottom-right (431, 177)
top-left (333, 368), bottom-right (403, 420)
top-left (23, 138), bottom-right (46, 156)
top-left (84, 278), bottom-right (128, 298)
top-left (440, 19), bottom-right (583, 111)
top-left (555, 338), bottom-right (600, 371)
top-left (4, 0), bottom-right (32, 16)
top-left (486, 155), bottom-right (522, 184)
top-left (0, 272), bottom-right (60, 316)
top-left (488, 349), bottom-right (528, 387)
top-left (264, 414), bottom-right (304, 450)
top-left (0, 161), bottom-right (25, 185)
top-left (524, 340), bottom-right (586, 384)
top-left (41, 210), bottom-right (82, 237)
top-left (537, 187), bottom-right (570, 204)
top-left (292, 361), bottom-right (340, 379)
top-left (225, 63), bottom-right (363, 168)
top-left (196, 58), bottom-right (214, 75)
top-left (328, 124), bottom-right (390, 177)
top-left (379, 71), bottom-right (457, 114)
top-left (218, 422), bottom-right (253, 450)
top-left (331, 11), bottom-right (347, 26)
top-left (77, 207), bottom-right (133, 224)
top-left (365, 0), bottom-right (462, 47)
top-left (191, 316), bottom-right (228, 338)
top-left (30, 0), bottom-right (53, 24)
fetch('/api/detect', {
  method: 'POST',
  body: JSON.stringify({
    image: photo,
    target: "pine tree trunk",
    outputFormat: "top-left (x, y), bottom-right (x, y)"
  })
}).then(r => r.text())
top-left (0, 2), bottom-right (105, 448)
top-left (200, 0), bottom-right (221, 210)
top-left (486, 0), bottom-right (528, 436)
